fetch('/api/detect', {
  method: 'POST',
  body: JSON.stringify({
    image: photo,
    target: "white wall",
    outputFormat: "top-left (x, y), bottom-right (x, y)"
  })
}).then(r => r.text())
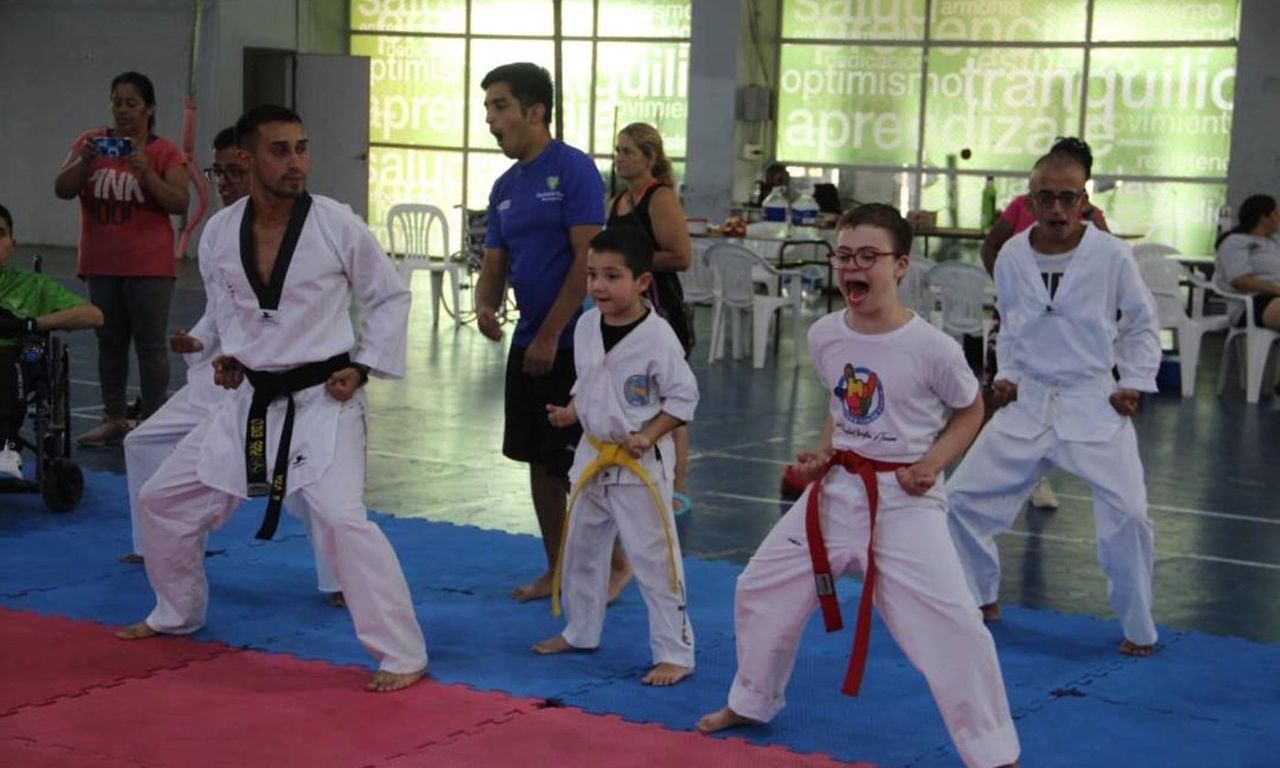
top-left (0, 0), bottom-right (344, 248)
top-left (1226, 0), bottom-right (1280, 212)
top-left (1, 0), bottom-right (194, 246)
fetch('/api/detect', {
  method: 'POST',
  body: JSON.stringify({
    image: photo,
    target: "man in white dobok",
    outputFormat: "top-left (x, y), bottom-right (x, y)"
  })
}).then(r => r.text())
top-left (120, 126), bottom-right (342, 608)
top-left (946, 151), bottom-right (1161, 658)
top-left (117, 106), bottom-right (427, 692)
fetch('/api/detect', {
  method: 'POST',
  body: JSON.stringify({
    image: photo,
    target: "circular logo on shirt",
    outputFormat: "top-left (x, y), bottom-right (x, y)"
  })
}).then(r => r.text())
top-left (834, 364), bottom-right (883, 425)
top-left (624, 374), bottom-right (650, 406)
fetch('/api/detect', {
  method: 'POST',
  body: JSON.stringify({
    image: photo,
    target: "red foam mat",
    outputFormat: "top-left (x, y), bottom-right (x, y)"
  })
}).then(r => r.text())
top-left (1, 609), bottom-right (865, 767)
top-left (392, 706), bottom-right (870, 768)
top-left (1, 642), bottom-right (541, 767)
top-left (0, 607), bottom-right (232, 716)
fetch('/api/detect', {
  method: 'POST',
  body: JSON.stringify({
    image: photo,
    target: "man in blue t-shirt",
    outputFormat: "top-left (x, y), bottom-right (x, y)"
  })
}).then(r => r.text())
top-left (475, 62), bottom-right (632, 603)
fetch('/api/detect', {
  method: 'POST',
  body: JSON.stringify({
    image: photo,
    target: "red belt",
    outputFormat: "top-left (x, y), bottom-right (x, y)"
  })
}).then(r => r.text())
top-left (804, 449), bottom-right (909, 696)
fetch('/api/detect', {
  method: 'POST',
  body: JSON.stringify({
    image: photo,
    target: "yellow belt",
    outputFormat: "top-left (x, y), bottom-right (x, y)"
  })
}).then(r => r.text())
top-left (551, 435), bottom-right (680, 617)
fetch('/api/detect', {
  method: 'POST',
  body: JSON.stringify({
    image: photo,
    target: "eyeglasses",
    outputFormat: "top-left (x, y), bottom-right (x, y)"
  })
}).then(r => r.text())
top-left (1030, 189), bottom-right (1084, 208)
top-left (829, 247), bottom-right (899, 269)
top-left (203, 166), bottom-right (248, 182)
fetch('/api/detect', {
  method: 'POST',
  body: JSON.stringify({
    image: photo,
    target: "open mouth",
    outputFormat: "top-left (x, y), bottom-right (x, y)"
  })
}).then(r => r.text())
top-left (843, 277), bottom-right (870, 304)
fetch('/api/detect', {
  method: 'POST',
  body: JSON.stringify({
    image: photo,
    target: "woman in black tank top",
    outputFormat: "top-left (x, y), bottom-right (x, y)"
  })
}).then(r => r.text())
top-left (607, 122), bottom-right (695, 515)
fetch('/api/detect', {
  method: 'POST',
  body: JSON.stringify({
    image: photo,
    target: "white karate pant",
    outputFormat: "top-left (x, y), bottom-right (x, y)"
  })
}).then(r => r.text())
top-left (136, 396), bottom-right (427, 674)
top-left (946, 418), bottom-right (1157, 646)
top-left (124, 385), bottom-right (338, 594)
top-left (561, 480), bottom-right (694, 669)
top-left (727, 468), bottom-right (1020, 768)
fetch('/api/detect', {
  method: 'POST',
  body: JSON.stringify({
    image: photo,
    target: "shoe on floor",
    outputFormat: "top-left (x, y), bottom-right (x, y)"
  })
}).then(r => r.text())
top-left (0, 441), bottom-right (22, 481)
top-left (77, 418), bottom-right (132, 447)
top-left (1030, 476), bottom-right (1059, 510)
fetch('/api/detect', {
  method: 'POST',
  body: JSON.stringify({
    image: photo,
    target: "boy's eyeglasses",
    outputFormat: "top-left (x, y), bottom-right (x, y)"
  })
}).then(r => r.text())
top-left (203, 166), bottom-right (248, 182)
top-left (1030, 189), bottom-right (1084, 208)
top-left (829, 247), bottom-right (900, 269)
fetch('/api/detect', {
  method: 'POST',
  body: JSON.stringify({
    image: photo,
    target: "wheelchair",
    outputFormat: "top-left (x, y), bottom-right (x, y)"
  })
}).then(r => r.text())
top-left (0, 258), bottom-right (84, 513)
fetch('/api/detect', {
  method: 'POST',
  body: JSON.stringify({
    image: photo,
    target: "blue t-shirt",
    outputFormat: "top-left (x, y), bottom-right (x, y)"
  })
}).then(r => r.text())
top-left (485, 140), bottom-right (605, 348)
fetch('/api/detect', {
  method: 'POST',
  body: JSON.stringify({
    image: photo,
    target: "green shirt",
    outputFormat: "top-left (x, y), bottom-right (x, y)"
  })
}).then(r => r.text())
top-left (0, 266), bottom-right (86, 347)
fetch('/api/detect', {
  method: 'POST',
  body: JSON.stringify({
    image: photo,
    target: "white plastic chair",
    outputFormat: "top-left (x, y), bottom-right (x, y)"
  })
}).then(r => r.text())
top-left (1136, 256), bottom-right (1232, 397)
top-left (679, 242), bottom-right (715, 305)
top-left (1215, 287), bottom-right (1280, 403)
top-left (705, 243), bottom-right (805, 368)
top-left (386, 203), bottom-right (462, 329)
top-left (897, 256), bottom-right (937, 324)
top-left (924, 261), bottom-right (995, 351)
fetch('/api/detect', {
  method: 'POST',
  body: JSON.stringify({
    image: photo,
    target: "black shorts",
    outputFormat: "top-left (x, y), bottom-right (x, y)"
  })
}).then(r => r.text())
top-left (503, 343), bottom-right (581, 480)
top-left (1254, 294), bottom-right (1277, 327)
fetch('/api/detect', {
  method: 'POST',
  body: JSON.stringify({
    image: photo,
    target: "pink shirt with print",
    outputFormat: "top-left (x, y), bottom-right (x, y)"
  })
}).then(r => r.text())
top-left (73, 129), bottom-right (184, 278)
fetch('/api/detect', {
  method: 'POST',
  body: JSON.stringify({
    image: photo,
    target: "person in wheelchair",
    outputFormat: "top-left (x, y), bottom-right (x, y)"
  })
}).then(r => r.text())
top-left (0, 203), bottom-right (104, 480)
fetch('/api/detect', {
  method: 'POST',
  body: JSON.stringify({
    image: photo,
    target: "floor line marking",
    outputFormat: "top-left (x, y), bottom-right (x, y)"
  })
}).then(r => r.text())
top-left (704, 492), bottom-right (1280, 571)
top-left (1054, 492), bottom-right (1280, 525)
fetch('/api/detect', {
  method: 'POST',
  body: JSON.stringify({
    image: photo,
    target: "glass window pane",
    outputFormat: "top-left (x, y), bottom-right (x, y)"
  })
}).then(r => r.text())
top-left (561, 0), bottom-right (595, 37)
top-left (781, 0), bottom-right (925, 41)
top-left (776, 44), bottom-right (922, 166)
top-left (930, 0), bottom-right (1086, 43)
top-left (919, 172), bottom-right (1028, 230)
top-left (1096, 181), bottom-right (1225, 253)
top-left (349, 0), bottom-right (466, 34)
top-left (1085, 48), bottom-right (1235, 178)
top-left (353, 35), bottom-right (466, 147)
top-left (368, 147), bottom-right (464, 252)
top-left (923, 48), bottom-right (1083, 172)
top-left (466, 151), bottom-right (519, 210)
top-left (597, 0), bottom-right (691, 38)
top-left (471, 0), bottom-right (553, 35)
top-left (594, 42), bottom-right (690, 157)
top-left (468, 40), bottom-right (594, 152)
top-left (1092, 0), bottom-right (1240, 42)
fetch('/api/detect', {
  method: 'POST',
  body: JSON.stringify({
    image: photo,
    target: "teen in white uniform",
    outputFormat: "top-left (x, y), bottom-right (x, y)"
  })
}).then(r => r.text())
top-left (121, 128), bottom-right (339, 602)
top-left (946, 154), bottom-right (1161, 656)
top-left (534, 227), bottom-right (698, 687)
top-left (698, 205), bottom-right (1020, 768)
top-left (118, 106), bottom-right (426, 692)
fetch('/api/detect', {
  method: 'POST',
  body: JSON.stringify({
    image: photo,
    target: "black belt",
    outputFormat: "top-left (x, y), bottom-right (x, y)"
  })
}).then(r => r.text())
top-left (243, 353), bottom-right (351, 540)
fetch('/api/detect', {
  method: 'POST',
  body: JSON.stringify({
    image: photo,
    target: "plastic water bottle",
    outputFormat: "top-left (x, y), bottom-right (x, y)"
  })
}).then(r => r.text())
top-left (980, 176), bottom-right (998, 230)
top-left (1217, 204), bottom-right (1233, 235)
top-left (791, 185), bottom-right (820, 228)
top-left (761, 186), bottom-right (789, 224)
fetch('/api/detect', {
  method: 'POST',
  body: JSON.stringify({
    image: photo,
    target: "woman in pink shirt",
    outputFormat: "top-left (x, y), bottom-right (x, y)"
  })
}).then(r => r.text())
top-left (55, 72), bottom-right (189, 446)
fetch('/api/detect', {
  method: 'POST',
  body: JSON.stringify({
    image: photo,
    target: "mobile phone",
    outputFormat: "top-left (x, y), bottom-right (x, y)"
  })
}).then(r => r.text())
top-left (92, 136), bottom-right (133, 158)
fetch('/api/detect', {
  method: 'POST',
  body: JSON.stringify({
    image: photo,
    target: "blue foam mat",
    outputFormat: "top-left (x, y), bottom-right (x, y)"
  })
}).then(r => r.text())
top-left (2, 470), bottom-right (1278, 767)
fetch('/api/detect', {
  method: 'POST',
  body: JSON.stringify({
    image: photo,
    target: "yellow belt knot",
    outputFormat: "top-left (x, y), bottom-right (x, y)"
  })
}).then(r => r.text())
top-left (551, 435), bottom-right (680, 616)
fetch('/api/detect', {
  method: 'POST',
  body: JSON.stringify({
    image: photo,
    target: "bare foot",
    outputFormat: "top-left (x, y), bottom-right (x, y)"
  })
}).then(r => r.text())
top-left (1120, 639), bottom-right (1157, 657)
top-left (980, 602), bottom-right (1001, 622)
top-left (119, 553), bottom-right (144, 565)
top-left (366, 668), bottom-right (426, 693)
top-left (511, 571), bottom-right (553, 602)
top-left (327, 592), bottom-right (346, 608)
top-left (532, 635), bottom-right (586, 655)
top-left (607, 562), bottom-right (633, 604)
top-left (695, 707), bottom-right (759, 733)
top-left (116, 621), bottom-right (159, 640)
top-left (642, 662), bottom-right (692, 686)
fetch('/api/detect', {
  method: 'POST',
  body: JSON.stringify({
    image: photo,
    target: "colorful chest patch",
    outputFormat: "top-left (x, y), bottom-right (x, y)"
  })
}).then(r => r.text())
top-left (834, 364), bottom-right (884, 425)
top-left (624, 374), bottom-right (651, 406)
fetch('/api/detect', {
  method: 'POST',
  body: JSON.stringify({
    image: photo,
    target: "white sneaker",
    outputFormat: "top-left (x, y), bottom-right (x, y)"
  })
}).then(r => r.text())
top-left (0, 442), bottom-right (22, 481)
top-left (1030, 476), bottom-right (1059, 510)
